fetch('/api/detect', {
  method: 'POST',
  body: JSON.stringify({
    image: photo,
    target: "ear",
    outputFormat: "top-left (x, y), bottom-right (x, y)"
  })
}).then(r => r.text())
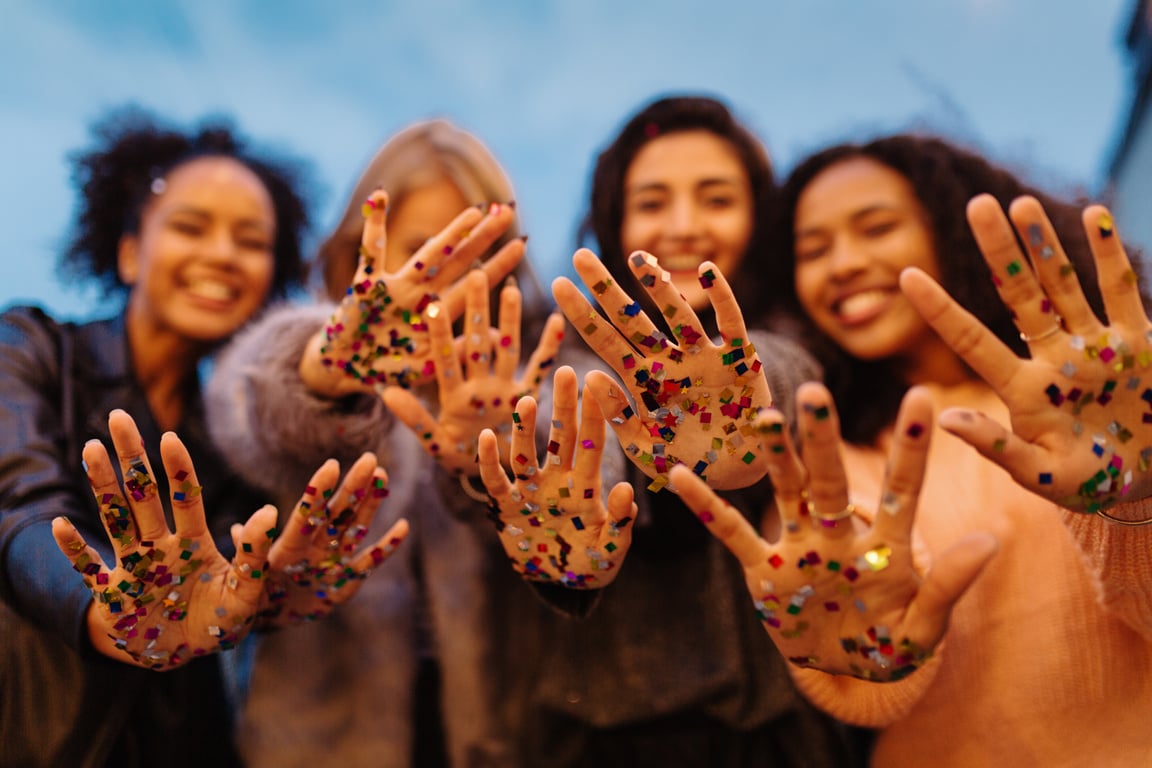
top-left (117, 235), bottom-right (139, 285)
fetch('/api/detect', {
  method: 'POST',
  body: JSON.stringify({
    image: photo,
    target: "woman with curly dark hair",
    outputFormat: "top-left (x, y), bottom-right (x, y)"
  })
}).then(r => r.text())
top-left (673, 134), bottom-right (1152, 764)
top-left (0, 106), bottom-right (407, 767)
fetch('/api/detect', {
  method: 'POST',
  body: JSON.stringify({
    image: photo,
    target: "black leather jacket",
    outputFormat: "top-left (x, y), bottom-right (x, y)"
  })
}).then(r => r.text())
top-left (0, 306), bottom-right (267, 767)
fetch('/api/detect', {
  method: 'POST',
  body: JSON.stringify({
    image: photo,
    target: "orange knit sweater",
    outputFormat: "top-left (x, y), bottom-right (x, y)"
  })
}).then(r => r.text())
top-left (790, 382), bottom-right (1152, 767)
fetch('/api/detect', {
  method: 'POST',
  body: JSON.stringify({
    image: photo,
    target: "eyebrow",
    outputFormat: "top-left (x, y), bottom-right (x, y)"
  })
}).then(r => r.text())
top-left (166, 205), bottom-right (273, 231)
top-left (794, 203), bottom-right (901, 239)
top-left (626, 176), bottom-right (745, 195)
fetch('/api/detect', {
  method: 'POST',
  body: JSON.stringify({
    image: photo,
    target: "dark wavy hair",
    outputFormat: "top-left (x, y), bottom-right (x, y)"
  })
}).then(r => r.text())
top-left (60, 105), bottom-right (312, 300)
top-left (766, 134), bottom-right (1140, 444)
top-left (577, 94), bottom-right (774, 326)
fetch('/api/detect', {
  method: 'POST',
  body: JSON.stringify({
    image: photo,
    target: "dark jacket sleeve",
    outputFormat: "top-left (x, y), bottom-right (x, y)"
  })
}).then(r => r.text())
top-left (0, 308), bottom-right (97, 651)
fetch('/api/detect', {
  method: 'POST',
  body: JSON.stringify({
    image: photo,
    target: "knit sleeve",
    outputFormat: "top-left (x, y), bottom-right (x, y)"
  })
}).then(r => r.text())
top-left (1061, 500), bottom-right (1152, 638)
top-left (204, 303), bottom-right (397, 504)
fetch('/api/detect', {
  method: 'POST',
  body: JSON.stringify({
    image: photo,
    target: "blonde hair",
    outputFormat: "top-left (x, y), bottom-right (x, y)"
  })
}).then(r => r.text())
top-left (316, 119), bottom-right (537, 304)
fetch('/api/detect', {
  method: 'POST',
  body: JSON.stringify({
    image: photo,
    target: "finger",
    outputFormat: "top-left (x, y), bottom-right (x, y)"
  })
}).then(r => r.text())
top-left (509, 395), bottom-right (541, 475)
top-left (572, 380), bottom-right (609, 482)
top-left (462, 270), bottom-right (494, 380)
top-left (583, 370), bottom-right (654, 477)
top-left (394, 204), bottom-right (486, 286)
top-left (443, 237), bottom-right (526, 318)
top-left (477, 429), bottom-right (515, 499)
top-left (82, 437), bottom-right (139, 552)
top-left (936, 407), bottom-right (1052, 491)
top-left (404, 203), bottom-right (516, 294)
top-left (159, 431), bottom-right (208, 539)
top-left (1006, 196), bottom-right (1099, 337)
top-left (494, 275), bottom-right (523, 381)
top-left (421, 300), bottom-right (461, 397)
top-left (545, 366), bottom-right (580, 469)
top-left (902, 531), bottom-right (998, 648)
top-left (355, 190), bottom-right (390, 275)
top-left (275, 459), bottom-right (342, 562)
top-left (605, 482), bottom-right (636, 526)
top-left (697, 260), bottom-right (752, 346)
top-left (870, 387), bottom-right (934, 546)
top-left (106, 410), bottom-right (169, 544)
top-left (967, 195), bottom-right (1065, 343)
top-left (516, 312), bottom-right (565, 404)
top-left (670, 464), bottom-right (769, 568)
top-left (755, 408), bottom-right (808, 537)
top-left (228, 504), bottom-right (280, 603)
top-left (900, 267), bottom-right (1022, 393)
top-left (1081, 204), bottom-right (1146, 329)
top-left (51, 516), bottom-right (110, 586)
top-left (326, 455), bottom-right (387, 547)
top-left (794, 383), bottom-right (853, 534)
top-left (379, 387), bottom-right (451, 464)
top-left (552, 275), bottom-right (643, 381)
top-left (345, 518), bottom-right (409, 575)
top-left (577, 249), bottom-right (664, 345)
top-left (625, 251), bottom-right (706, 346)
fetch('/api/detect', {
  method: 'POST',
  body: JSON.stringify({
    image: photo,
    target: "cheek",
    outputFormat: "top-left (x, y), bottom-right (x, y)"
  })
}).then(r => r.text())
top-left (620, 215), bottom-right (655, 253)
top-left (793, 268), bottom-right (822, 315)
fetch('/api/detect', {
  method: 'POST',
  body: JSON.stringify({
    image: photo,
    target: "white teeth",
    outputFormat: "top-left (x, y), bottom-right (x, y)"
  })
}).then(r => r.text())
top-left (187, 280), bottom-right (235, 302)
top-left (837, 290), bottom-right (889, 317)
top-left (658, 254), bottom-right (704, 272)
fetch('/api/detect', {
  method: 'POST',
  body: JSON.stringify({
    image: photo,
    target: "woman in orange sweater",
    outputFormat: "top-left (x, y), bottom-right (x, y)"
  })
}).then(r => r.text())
top-left (672, 135), bottom-right (1152, 765)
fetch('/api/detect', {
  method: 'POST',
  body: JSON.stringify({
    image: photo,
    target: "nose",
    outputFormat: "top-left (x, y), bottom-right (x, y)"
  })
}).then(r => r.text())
top-left (200, 226), bottom-right (240, 264)
top-left (666, 197), bottom-right (702, 239)
top-left (825, 235), bottom-right (867, 280)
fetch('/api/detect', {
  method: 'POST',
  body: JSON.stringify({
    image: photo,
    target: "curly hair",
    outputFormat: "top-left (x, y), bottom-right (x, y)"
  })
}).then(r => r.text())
top-left (577, 94), bottom-right (774, 324)
top-left (766, 134), bottom-right (1144, 444)
top-left (60, 104), bottom-right (312, 300)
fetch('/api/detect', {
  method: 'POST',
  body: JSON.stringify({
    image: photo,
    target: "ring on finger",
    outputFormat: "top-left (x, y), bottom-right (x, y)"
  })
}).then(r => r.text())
top-left (812, 502), bottom-right (856, 528)
top-left (1019, 314), bottom-right (1063, 343)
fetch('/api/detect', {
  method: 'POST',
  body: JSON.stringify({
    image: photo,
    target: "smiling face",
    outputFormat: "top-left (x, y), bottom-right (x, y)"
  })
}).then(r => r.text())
top-left (119, 155), bottom-right (276, 345)
top-left (620, 130), bottom-right (754, 310)
top-left (793, 155), bottom-right (962, 381)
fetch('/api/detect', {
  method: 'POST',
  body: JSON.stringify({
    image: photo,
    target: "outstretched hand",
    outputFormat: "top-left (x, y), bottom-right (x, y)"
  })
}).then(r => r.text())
top-left (477, 366), bottom-right (636, 588)
top-left (382, 269), bottom-right (565, 475)
top-left (257, 452), bottom-right (408, 626)
top-left (53, 409), bottom-right (280, 669)
top-left (552, 248), bottom-right (772, 491)
top-left (302, 190), bottom-right (525, 397)
top-left (671, 384), bottom-right (998, 681)
top-left (902, 195), bottom-right (1152, 521)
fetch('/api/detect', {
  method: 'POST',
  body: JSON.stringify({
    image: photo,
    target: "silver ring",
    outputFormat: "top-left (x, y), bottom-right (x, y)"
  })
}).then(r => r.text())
top-left (1019, 314), bottom-right (1062, 343)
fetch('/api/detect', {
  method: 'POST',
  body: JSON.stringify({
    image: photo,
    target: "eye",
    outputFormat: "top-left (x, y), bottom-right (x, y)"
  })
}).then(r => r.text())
top-left (631, 197), bottom-right (665, 214)
top-left (169, 219), bottom-right (205, 237)
top-left (704, 194), bottom-right (736, 209)
top-left (861, 220), bottom-right (898, 238)
top-left (794, 243), bottom-right (828, 263)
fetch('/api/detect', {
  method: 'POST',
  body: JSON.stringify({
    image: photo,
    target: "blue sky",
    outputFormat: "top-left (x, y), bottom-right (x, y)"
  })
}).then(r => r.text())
top-left (0, 0), bottom-right (1138, 319)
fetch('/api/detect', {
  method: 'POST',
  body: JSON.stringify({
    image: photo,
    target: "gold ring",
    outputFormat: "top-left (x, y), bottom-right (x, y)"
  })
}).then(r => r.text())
top-left (813, 503), bottom-right (855, 523)
top-left (1019, 314), bottom-right (1062, 343)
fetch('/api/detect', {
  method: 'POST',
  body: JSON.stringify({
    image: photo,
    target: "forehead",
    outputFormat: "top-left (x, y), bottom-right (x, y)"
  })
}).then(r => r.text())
top-left (151, 156), bottom-right (274, 221)
top-left (795, 156), bottom-right (918, 224)
top-left (625, 130), bottom-right (750, 187)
